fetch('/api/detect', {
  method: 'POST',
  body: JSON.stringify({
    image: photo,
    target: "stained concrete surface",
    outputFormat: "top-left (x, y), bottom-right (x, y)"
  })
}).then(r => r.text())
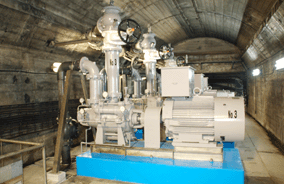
top-left (22, 114), bottom-right (284, 184)
top-left (236, 115), bottom-right (284, 184)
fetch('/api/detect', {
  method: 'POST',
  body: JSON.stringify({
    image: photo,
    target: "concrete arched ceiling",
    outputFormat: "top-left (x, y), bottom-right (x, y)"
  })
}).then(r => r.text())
top-left (174, 37), bottom-right (240, 55)
top-left (118, 0), bottom-right (248, 45)
top-left (0, 0), bottom-right (283, 68)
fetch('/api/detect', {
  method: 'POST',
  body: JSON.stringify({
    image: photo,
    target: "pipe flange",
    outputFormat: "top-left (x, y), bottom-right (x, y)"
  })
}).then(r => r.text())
top-left (79, 57), bottom-right (89, 74)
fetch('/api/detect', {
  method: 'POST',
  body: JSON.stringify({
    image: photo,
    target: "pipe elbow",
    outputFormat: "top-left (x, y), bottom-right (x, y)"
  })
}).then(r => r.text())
top-left (57, 60), bottom-right (80, 80)
top-left (80, 57), bottom-right (99, 79)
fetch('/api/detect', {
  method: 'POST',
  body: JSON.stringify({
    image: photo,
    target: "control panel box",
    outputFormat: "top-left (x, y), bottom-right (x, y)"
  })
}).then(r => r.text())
top-left (161, 67), bottom-right (195, 97)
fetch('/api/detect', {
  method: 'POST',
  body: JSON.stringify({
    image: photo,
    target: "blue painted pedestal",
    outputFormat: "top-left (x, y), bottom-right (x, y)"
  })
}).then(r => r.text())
top-left (77, 147), bottom-right (244, 184)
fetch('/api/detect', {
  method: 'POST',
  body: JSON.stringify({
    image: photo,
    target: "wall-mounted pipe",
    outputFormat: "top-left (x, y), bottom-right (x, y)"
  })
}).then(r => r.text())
top-left (56, 61), bottom-right (80, 165)
top-left (132, 68), bottom-right (142, 98)
top-left (57, 61), bottom-right (80, 109)
top-left (80, 57), bottom-right (101, 104)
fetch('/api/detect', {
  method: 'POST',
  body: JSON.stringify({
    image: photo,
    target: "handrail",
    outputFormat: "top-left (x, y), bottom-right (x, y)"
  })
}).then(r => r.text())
top-left (0, 139), bottom-right (42, 146)
top-left (0, 145), bottom-right (43, 160)
top-left (0, 139), bottom-right (47, 184)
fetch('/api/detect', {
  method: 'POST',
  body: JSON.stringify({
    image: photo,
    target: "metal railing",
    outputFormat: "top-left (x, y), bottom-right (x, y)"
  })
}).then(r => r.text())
top-left (0, 139), bottom-right (47, 184)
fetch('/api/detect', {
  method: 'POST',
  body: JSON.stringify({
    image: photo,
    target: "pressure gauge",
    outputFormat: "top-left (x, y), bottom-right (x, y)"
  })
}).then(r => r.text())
top-left (79, 98), bottom-right (85, 104)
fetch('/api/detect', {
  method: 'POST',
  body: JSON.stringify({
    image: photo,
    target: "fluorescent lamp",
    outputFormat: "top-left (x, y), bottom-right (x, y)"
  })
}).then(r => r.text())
top-left (252, 69), bottom-right (260, 76)
top-left (52, 62), bottom-right (62, 73)
top-left (275, 58), bottom-right (284, 70)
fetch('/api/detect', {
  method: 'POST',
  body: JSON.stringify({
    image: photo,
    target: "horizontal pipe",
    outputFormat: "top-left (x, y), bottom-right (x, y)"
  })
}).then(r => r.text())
top-left (54, 37), bottom-right (103, 47)
top-left (55, 39), bottom-right (89, 46)
top-left (94, 106), bottom-right (122, 114)
top-left (184, 61), bottom-right (242, 65)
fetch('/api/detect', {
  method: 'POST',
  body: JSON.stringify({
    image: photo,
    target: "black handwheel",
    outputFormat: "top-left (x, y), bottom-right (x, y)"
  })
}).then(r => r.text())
top-left (159, 44), bottom-right (173, 60)
top-left (118, 19), bottom-right (142, 44)
top-left (176, 56), bottom-right (185, 66)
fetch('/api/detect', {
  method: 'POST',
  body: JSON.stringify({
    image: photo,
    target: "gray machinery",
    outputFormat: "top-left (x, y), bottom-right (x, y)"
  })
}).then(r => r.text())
top-left (160, 45), bottom-right (245, 150)
top-left (76, 1), bottom-right (245, 157)
top-left (194, 73), bottom-right (236, 97)
top-left (77, 2), bottom-right (144, 147)
top-left (139, 26), bottom-right (163, 148)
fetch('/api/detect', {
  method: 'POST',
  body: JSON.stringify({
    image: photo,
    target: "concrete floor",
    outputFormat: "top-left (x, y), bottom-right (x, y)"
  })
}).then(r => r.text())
top-left (236, 115), bottom-right (284, 184)
top-left (23, 114), bottom-right (284, 184)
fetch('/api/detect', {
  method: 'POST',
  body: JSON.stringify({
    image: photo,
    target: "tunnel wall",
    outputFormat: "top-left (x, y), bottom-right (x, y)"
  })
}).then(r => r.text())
top-left (0, 44), bottom-right (88, 166)
top-left (0, 44), bottom-right (85, 106)
top-left (0, 2), bottom-right (102, 165)
top-left (247, 54), bottom-right (284, 145)
top-left (243, 3), bottom-right (284, 145)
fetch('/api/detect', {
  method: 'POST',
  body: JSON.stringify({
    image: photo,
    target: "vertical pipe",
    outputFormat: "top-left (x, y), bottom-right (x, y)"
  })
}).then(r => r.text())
top-left (185, 54), bottom-right (188, 64)
top-left (156, 73), bottom-right (161, 96)
top-left (20, 144), bottom-right (24, 184)
top-left (89, 78), bottom-right (101, 103)
top-left (58, 71), bottom-right (65, 110)
top-left (62, 144), bottom-right (71, 165)
top-left (121, 74), bottom-right (127, 99)
top-left (42, 146), bottom-right (47, 184)
top-left (105, 50), bottom-right (120, 102)
top-left (145, 62), bottom-right (157, 96)
top-left (80, 57), bottom-right (101, 104)
top-left (99, 68), bottom-right (107, 93)
top-left (52, 70), bottom-right (72, 173)
top-left (133, 81), bottom-right (142, 98)
top-left (132, 68), bottom-right (142, 98)
top-left (1, 141), bottom-right (3, 167)
top-left (80, 74), bottom-right (88, 102)
top-left (85, 127), bottom-right (91, 152)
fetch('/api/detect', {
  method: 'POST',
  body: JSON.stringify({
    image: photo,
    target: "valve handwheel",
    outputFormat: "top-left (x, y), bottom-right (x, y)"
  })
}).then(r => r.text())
top-left (118, 19), bottom-right (142, 44)
top-left (176, 56), bottom-right (185, 66)
top-left (159, 44), bottom-right (173, 60)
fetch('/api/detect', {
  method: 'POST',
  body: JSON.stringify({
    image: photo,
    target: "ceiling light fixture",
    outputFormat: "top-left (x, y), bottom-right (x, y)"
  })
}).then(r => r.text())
top-left (52, 62), bottom-right (62, 73)
top-left (252, 69), bottom-right (260, 76)
top-left (275, 58), bottom-right (284, 70)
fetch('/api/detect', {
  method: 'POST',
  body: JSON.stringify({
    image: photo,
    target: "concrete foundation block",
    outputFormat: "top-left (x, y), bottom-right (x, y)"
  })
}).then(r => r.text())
top-left (47, 171), bottom-right (66, 184)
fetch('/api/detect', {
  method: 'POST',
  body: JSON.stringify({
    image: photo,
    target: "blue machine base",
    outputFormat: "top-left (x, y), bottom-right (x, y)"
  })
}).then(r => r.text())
top-left (77, 148), bottom-right (244, 184)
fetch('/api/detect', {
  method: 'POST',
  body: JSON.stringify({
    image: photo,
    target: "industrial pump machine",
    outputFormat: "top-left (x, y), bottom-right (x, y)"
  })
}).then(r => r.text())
top-left (74, 1), bottom-right (245, 184)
